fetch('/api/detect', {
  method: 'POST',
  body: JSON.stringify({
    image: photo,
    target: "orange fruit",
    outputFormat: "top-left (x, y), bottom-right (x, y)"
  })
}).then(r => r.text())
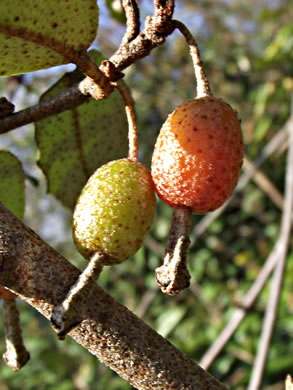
top-left (151, 96), bottom-right (244, 214)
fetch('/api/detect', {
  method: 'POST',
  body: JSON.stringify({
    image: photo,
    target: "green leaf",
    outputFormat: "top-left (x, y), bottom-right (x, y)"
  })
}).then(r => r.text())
top-left (0, 0), bottom-right (98, 76)
top-left (35, 51), bottom-right (129, 210)
top-left (253, 116), bottom-right (273, 142)
top-left (264, 23), bottom-right (293, 62)
top-left (0, 151), bottom-right (25, 219)
top-left (156, 306), bottom-right (187, 338)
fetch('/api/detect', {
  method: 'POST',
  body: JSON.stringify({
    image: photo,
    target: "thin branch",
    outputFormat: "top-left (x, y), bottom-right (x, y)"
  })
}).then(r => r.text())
top-left (121, 0), bottom-right (141, 45)
top-left (0, 1), bottom-right (176, 133)
top-left (248, 101), bottom-right (293, 390)
top-left (244, 157), bottom-right (284, 210)
top-left (0, 84), bottom-right (88, 134)
top-left (199, 242), bottom-right (281, 370)
top-left (0, 202), bottom-right (227, 390)
top-left (111, 82), bottom-right (139, 162)
top-left (173, 20), bottom-right (212, 98)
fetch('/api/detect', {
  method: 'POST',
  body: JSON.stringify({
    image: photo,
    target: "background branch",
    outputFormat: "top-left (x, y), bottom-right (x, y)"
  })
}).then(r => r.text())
top-left (199, 114), bottom-right (293, 371)
top-left (248, 96), bottom-right (293, 390)
top-left (0, 202), bottom-right (226, 390)
top-left (199, 242), bottom-right (281, 370)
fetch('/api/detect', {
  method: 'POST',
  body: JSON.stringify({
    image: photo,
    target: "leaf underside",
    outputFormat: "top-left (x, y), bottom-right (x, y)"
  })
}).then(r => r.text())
top-left (0, 0), bottom-right (99, 76)
top-left (35, 51), bottom-right (129, 210)
top-left (0, 150), bottom-right (25, 219)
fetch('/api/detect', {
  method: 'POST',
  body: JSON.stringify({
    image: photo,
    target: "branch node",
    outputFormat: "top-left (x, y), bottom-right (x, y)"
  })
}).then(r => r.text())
top-left (100, 60), bottom-right (124, 81)
top-left (78, 77), bottom-right (113, 100)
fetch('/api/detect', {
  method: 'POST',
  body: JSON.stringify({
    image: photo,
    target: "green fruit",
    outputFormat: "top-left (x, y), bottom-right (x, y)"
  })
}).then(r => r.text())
top-left (72, 158), bottom-right (156, 265)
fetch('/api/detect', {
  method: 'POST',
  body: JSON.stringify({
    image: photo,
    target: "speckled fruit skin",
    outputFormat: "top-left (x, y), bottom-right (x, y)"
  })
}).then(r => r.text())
top-left (151, 96), bottom-right (244, 214)
top-left (72, 158), bottom-right (156, 265)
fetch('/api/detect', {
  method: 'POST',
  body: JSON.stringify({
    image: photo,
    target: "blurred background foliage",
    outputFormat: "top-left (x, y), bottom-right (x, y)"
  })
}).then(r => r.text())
top-left (0, 0), bottom-right (293, 389)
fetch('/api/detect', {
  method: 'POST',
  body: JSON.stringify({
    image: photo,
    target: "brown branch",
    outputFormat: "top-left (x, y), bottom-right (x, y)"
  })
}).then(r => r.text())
top-left (0, 84), bottom-right (88, 134)
top-left (0, 1), bottom-right (176, 133)
top-left (112, 81), bottom-right (139, 162)
top-left (101, 1), bottom-right (175, 70)
top-left (0, 202), bottom-right (226, 390)
top-left (121, 0), bottom-right (141, 45)
top-left (173, 20), bottom-right (211, 98)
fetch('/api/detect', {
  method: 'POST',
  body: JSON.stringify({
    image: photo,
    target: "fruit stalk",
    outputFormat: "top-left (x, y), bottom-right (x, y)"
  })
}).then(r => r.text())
top-left (3, 297), bottom-right (30, 371)
top-left (155, 207), bottom-right (192, 295)
top-left (111, 82), bottom-right (139, 162)
top-left (51, 252), bottom-right (106, 339)
top-left (173, 20), bottom-right (212, 98)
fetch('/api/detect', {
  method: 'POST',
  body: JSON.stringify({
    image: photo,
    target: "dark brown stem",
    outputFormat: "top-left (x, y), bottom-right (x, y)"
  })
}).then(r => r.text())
top-left (0, 1), bottom-right (176, 133)
top-left (0, 201), bottom-right (226, 390)
top-left (155, 207), bottom-right (192, 295)
top-left (0, 84), bottom-right (88, 134)
top-left (51, 252), bottom-right (106, 340)
top-left (112, 82), bottom-right (139, 162)
top-left (173, 20), bottom-right (212, 98)
top-left (0, 98), bottom-right (14, 119)
top-left (121, 0), bottom-right (141, 45)
top-left (3, 298), bottom-right (30, 371)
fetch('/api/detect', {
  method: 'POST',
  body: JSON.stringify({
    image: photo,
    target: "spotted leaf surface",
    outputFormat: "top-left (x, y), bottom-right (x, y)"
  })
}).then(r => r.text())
top-left (151, 97), bottom-right (244, 214)
top-left (0, 0), bottom-right (98, 76)
top-left (35, 52), bottom-right (129, 210)
top-left (73, 158), bottom-right (156, 264)
top-left (0, 151), bottom-right (25, 219)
